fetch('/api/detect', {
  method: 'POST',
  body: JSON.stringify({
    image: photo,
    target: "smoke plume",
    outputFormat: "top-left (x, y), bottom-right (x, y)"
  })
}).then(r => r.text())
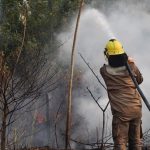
top-left (57, 0), bottom-right (150, 142)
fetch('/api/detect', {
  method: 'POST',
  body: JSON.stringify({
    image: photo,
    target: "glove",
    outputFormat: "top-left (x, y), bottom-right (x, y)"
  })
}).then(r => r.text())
top-left (128, 57), bottom-right (135, 64)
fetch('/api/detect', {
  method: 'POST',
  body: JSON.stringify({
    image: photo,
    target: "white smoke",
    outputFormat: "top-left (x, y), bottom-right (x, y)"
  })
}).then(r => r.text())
top-left (57, 0), bottom-right (150, 137)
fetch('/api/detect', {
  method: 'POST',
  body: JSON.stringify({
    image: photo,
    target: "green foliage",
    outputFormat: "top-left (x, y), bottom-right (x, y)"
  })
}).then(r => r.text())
top-left (0, 0), bottom-right (80, 60)
top-left (0, 0), bottom-right (21, 54)
top-left (0, 0), bottom-right (81, 71)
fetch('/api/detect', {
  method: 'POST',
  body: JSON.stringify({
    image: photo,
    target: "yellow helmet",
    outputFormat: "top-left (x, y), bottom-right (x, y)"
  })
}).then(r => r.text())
top-left (105, 39), bottom-right (125, 56)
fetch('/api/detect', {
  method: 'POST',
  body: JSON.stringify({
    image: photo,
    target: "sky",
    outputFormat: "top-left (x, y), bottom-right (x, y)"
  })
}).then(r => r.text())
top-left (57, 0), bottom-right (150, 137)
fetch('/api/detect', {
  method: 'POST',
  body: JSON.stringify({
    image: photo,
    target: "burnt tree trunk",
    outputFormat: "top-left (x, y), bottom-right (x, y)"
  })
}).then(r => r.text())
top-left (46, 93), bottom-right (51, 145)
top-left (1, 104), bottom-right (7, 150)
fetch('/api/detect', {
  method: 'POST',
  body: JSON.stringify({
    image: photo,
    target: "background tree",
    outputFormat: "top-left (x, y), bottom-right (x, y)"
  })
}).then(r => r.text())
top-left (0, 0), bottom-right (82, 149)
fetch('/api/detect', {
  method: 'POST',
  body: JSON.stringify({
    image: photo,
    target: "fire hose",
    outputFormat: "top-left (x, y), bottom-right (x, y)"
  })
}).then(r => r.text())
top-left (126, 62), bottom-right (150, 111)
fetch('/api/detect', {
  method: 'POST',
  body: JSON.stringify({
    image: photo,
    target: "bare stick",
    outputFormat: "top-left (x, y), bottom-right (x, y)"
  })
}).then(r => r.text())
top-left (65, 0), bottom-right (84, 149)
top-left (80, 54), bottom-right (109, 111)
top-left (87, 87), bottom-right (106, 149)
top-left (55, 100), bottom-right (64, 148)
top-left (80, 54), bottom-right (111, 149)
top-left (70, 137), bottom-right (114, 148)
top-left (79, 53), bottom-right (107, 90)
top-left (87, 87), bottom-right (103, 111)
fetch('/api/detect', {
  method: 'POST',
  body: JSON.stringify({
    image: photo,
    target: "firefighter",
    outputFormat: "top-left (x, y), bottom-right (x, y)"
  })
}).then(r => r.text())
top-left (100, 39), bottom-right (143, 150)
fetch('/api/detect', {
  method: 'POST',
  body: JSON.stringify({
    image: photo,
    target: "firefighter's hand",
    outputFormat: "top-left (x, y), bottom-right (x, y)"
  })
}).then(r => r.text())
top-left (128, 57), bottom-right (135, 64)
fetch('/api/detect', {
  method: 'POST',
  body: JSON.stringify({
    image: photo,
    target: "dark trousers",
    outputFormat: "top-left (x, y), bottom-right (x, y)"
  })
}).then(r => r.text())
top-left (112, 116), bottom-right (142, 150)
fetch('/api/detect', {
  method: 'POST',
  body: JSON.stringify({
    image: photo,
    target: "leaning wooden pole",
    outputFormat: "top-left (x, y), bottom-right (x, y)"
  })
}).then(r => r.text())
top-left (65, 0), bottom-right (84, 149)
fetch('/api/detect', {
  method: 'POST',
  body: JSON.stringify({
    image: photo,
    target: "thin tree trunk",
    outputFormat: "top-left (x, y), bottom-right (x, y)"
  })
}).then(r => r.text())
top-left (101, 112), bottom-right (105, 149)
top-left (46, 93), bottom-right (51, 146)
top-left (65, 0), bottom-right (84, 149)
top-left (1, 105), bottom-right (7, 150)
top-left (48, 0), bottom-right (52, 10)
